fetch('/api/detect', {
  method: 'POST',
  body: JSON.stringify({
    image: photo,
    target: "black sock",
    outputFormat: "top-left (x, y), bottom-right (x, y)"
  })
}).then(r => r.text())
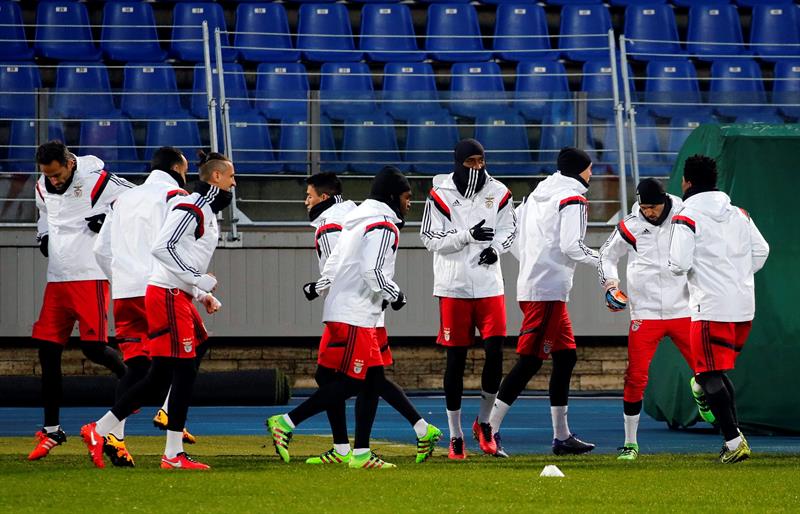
top-left (624, 400), bottom-right (643, 416)
top-left (354, 367), bottom-right (384, 449)
top-left (720, 374), bottom-right (738, 425)
top-left (165, 359), bottom-right (198, 431)
top-left (497, 355), bottom-right (543, 405)
top-left (81, 341), bottom-right (127, 378)
top-left (549, 349), bottom-right (577, 407)
top-left (444, 347), bottom-right (468, 411)
top-left (111, 358), bottom-right (173, 420)
top-left (288, 375), bottom-right (361, 426)
top-left (37, 340), bottom-right (63, 427)
top-left (697, 371), bottom-right (739, 441)
top-left (481, 336), bottom-right (504, 394)
top-left (381, 377), bottom-right (421, 426)
top-left (116, 356), bottom-right (150, 402)
top-left (315, 366), bottom-right (349, 445)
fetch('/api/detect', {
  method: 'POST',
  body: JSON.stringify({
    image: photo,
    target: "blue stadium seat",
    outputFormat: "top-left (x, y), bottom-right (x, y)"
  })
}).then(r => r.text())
top-left (320, 62), bottom-right (377, 120)
top-left (538, 104), bottom-right (578, 172)
top-left (255, 63), bottom-right (310, 121)
top-left (382, 62), bottom-right (442, 120)
top-left (558, 5), bottom-right (612, 62)
top-left (79, 117), bottom-right (141, 174)
top-left (582, 60), bottom-right (634, 120)
top-left (686, 5), bottom-right (744, 59)
top-left (0, 63), bottom-right (41, 118)
top-left (235, 3), bottom-right (299, 63)
top-left (595, 117), bottom-right (670, 176)
top-left (733, 113), bottom-right (786, 123)
top-left (172, 3), bottom-right (236, 63)
top-left (749, 5), bottom-right (800, 62)
top-left (361, 4), bottom-right (423, 62)
top-left (145, 120), bottom-right (203, 171)
top-left (52, 63), bottom-right (116, 118)
top-left (278, 115), bottom-right (342, 173)
top-left (624, 5), bottom-right (682, 61)
top-left (426, 4), bottom-right (492, 62)
top-left (7, 120), bottom-right (64, 172)
top-left (494, 3), bottom-right (557, 62)
top-left (515, 61), bottom-right (570, 122)
top-left (192, 63), bottom-right (251, 119)
top-left (0, 1), bottom-right (33, 60)
top-left (405, 112), bottom-right (459, 173)
top-left (673, 0), bottom-right (729, 6)
top-left (709, 59), bottom-right (768, 118)
top-left (449, 62), bottom-right (509, 118)
top-left (610, 0), bottom-right (665, 6)
top-left (101, 2), bottom-right (165, 62)
top-left (735, 0), bottom-right (793, 8)
top-left (474, 113), bottom-right (532, 174)
top-left (645, 59), bottom-right (708, 118)
top-left (666, 115), bottom-right (717, 155)
top-left (121, 63), bottom-right (185, 119)
top-left (35, 1), bottom-right (102, 61)
top-left (341, 113), bottom-right (406, 173)
top-left (297, 4), bottom-right (362, 63)
top-left (548, 0), bottom-right (602, 5)
top-left (773, 61), bottom-right (800, 119)
top-left (227, 112), bottom-right (282, 173)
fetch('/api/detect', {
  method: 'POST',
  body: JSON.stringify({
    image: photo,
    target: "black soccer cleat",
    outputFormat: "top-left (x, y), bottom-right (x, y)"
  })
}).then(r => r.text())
top-left (552, 434), bottom-right (596, 456)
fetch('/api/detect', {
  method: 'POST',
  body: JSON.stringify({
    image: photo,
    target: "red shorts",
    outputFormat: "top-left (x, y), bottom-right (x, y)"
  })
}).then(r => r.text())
top-left (317, 322), bottom-right (384, 380)
top-left (690, 320), bottom-right (752, 373)
top-left (32, 280), bottom-right (109, 344)
top-left (516, 301), bottom-right (576, 360)
top-left (436, 295), bottom-right (507, 347)
top-left (113, 296), bottom-right (149, 361)
top-left (145, 285), bottom-right (208, 359)
top-left (376, 327), bottom-right (393, 367)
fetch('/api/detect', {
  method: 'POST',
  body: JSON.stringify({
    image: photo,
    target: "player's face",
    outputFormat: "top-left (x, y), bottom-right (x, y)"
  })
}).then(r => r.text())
top-left (579, 163), bottom-right (593, 183)
top-left (305, 185), bottom-right (328, 212)
top-left (462, 154), bottom-right (485, 169)
top-left (39, 159), bottom-right (75, 190)
top-left (398, 190), bottom-right (412, 218)
top-left (214, 162), bottom-right (236, 191)
top-left (174, 155), bottom-right (189, 178)
top-left (639, 203), bottom-right (664, 222)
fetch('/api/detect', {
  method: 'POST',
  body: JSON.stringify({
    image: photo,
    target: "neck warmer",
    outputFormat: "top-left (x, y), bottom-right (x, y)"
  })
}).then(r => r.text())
top-left (308, 194), bottom-right (342, 222)
top-left (195, 181), bottom-right (233, 213)
top-left (165, 169), bottom-right (186, 188)
top-left (683, 184), bottom-right (717, 201)
top-left (453, 139), bottom-right (486, 199)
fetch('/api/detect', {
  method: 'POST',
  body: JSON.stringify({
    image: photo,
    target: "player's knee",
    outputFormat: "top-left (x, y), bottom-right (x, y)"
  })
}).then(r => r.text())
top-left (695, 371), bottom-right (725, 395)
top-left (37, 341), bottom-right (63, 369)
top-left (551, 349), bottom-right (577, 372)
top-left (314, 365), bottom-right (337, 387)
top-left (483, 336), bottom-right (504, 357)
top-left (125, 356), bottom-right (150, 381)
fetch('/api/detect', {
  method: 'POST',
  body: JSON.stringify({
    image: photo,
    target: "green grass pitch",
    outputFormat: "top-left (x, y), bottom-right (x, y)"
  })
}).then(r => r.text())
top-left (1, 435), bottom-right (799, 513)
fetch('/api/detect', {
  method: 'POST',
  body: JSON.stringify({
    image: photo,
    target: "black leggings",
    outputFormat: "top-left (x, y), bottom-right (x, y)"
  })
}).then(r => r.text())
top-left (443, 337), bottom-right (504, 412)
top-left (696, 371), bottom-right (739, 441)
top-left (497, 355), bottom-right (543, 406)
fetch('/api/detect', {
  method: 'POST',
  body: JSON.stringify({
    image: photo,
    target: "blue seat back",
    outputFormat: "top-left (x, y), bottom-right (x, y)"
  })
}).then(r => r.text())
top-left (278, 115), bottom-right (342, 173)
top-left (474, 113), bottom-right (532, 174)
top-left (581, 60), bottom-right (634, 120)
top-left (773, 61), bottom-right (800, 119)
top-left (449, 62), bottom-right (508, 118)
top-left (101, 2), bottom-right (165, 62)
top-left (298, 4), bottom-right (362, 62)
top-left (558, 4), bottom-right (612, 62)
top-left (121, 63), bottom-right (184, 118)
top-left (645, 59), bottom-right (706, 118)
top-left (172, 3), bottom-right (236, 62)
top-left (256, 63), bottom-right (310, 120)
top-left (53, 63), bottom-right (116, 118)
top-left (624, 4), bottom-right (681, 60)
top-left (7, 120), bottom-right (64, 172)
top-left (710, 59), bottom-right (768, 117)
top-left (341, 113), bottom-right (404, 173)
top-left (750, 5), bottom-right (800, 61)
top-left (227, 112), bottom-right (282, 173)
top-left (145, 120), bottom-right (203, 171)
top-left (320, 63), bottom-right (377, 120)
top-left (667, 115), bottom-right (716, 154)
top-left (192, 63), bottom-right (251, 119)
top-left (361, 4), bottom-right (422, 62)
top-left (0, 63), bottom-right (41, 118)
top-left (494, 3), bottom-right (556, 62)
top-left (0, 1), bottom-right (33, 60)
top-left (515, 61), bottom-right (570, 122)
top-left (736, 0), bottom-right (792, 8)
top-left (405, 112), bottom-right (459, 173)
top-left (35, 1), bottom-right (101, 61)
top-left (383, 62), bottom-right (441, 119)
top-left (235, 3), bottom-right (299, 62)
top-left (79, 117), bottom-right (141, 174)
top-left (426, 4), bottom-right (492, 62)
top-left (687, 5), bottom-right (744, 58)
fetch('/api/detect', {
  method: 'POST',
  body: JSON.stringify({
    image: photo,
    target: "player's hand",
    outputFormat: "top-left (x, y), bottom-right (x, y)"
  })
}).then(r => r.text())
top-left (38, 235), bottom-right (49, 258)
top-left (469, 220), bottom-right (494, 242)
top-left (303, 282), bottom-right (319, 301)
top-left (605, 287), bottom-right (628, 312)
top-left (391, 291), bottom-right (407, 311)
top-left (478, 247), bottom-right (498, 266)
top-left (85, 213), bottom-right (106, 233)
top-left (201, 294), bottom-right (221, 314)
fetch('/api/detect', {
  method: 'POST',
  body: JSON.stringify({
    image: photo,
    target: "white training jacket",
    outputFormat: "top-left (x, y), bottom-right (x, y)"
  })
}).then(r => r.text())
top-left (94, 170), bottom-right (189, 299)
top-left (598, 194), bottom-right (690, 320)
top-left (320, 199), bottom-right (402, 328)
top-left (35, 155), bottom-right (133, 283)
top-left (419, 173), bottom-right (516, 298)
top-left (668, 190), bottom-right (769, 322)
top-left (309, 196), bottom-right (357, 274)
top-left (514, 172), bottom-right (599, 302)
top-left (149, 188), bottom-right (221, 296)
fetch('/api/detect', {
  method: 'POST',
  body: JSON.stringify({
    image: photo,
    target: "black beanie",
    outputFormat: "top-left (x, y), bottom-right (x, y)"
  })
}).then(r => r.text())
top-left (557, 147), bottom-right (592, 176)
top-left (636, 178), bottom-right (667, 205)
top-left (370, 166), bottom-right (411, 219)
top-left (454, 138), bottom-right (484, 164)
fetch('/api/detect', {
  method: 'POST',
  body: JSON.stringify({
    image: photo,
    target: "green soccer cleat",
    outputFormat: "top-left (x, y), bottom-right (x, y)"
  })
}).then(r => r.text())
top-left (720, 434), bottom-right (751, 464)
top-left (617, 443), bottom-right (639, 461)
top-left (305, 448), bottom-right (351, 465)
top-left (266, 415), bottom-right (293, 463)
top-left (415, 424), bottom-right (443, 463)
top-left (690, 376), bottom-right (717, 425)
top-left (348, 451), bottom-right (396, 469)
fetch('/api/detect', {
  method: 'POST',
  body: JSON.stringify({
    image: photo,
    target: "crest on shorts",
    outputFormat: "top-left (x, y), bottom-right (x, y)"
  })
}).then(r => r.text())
top-left (543, 340), bottom-right (553, 354)
top-left (485, 196), bottom-right (494, 209)
top-left (183, 337), bottom-right (193, 353)
top-left (631, 320), bottom-right (643, 332)
top-left (443, 328), bottom-right (451, 342)
top-left (353, 359), bottom-right (364, 375)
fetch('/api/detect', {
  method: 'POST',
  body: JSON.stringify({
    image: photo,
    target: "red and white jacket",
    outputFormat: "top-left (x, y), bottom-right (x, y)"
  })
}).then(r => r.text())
top-left (668, 190), bottom-right (769, 322)
top-left (310, 196), bottom-right (357, 274)
top-left (420, 173), bottom-right (516, 298)
top-left (35, 155), bottom-right (133, 283)
top-left (599, 194), bottom-right (690, 320)
top-left (94, 170), bottom-right (189, 299)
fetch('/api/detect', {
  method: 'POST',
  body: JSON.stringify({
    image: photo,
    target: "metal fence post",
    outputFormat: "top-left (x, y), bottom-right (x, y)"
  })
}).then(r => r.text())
top-left (201, 22), bottom-right (218, 154)
top-left (609, 29), bottom-right (628, 218)
top-left (619, 36), bottom-right (641, 188)
top-left (308, 90), bottom-right (321, 175)
top-left (214, 28), bottom-right (240, 242)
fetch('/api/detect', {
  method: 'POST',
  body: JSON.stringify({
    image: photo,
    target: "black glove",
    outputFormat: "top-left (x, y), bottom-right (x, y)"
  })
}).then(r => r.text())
top-left (391, 291), bottom-right (407, 311)
top-left (302, 282), bottom-right (319, 301)
top-left (38, 235), bottom-right (49, 258)
top-left (478, 247), bottom-right (498, 265)
top-left (85, 213), bottom-right (106, 233)
top-left (469, 219), bottom-right (494, 242)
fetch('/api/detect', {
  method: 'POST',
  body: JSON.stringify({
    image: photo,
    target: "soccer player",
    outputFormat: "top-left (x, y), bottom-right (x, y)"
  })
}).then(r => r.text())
top-left (302, 172), bottom-right (441, 465)
top-left (93, 147), bottom-right (216, 465)
top-left (80, 153), bottom-right (236, 470)
top-left (598, 178), bottom-right (694, 460)
top-left (488, 147), bottom-right (598, 457)
top-left (267, 166), bottom-right (412, 469)
top-left (28, 141), bottom-right (132, 461)
top-left (420, 139), bottom-right (516, 459)
top-left (668, 155), bottom-right (769, 463)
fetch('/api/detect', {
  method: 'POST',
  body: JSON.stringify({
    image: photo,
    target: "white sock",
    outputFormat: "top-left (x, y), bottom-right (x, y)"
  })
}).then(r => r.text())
top-left (725, 435), bottom-right (743, 451)
top-left (447, 409), bottom-right (463, 439)
top-left (44, 425), bottom-right (60, 434)
top-left (478, 391), bottom-right (497, 424)
top-left (95, 411), bottom-right (121, 437)
top-left (162, 387), bottom-right (171, 412)
top-left (334, 443), bottom-right (351, 455)
top-left (413, 418), bottom-right (429, 439)
top-left (109, 419), bottom-right (126, 440)
top-left (551, 406), bottom-right (571, 441)
top-left (353, 447), bottom-right (370, 456)
top-left (624, 414), bottom-right (640, 445)
top-left (283, 414), bottom-right (296, 429)
top-left (489, 399), bottom-right (511, 435)
top-left (165, 430), bottom-right (184, 459)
